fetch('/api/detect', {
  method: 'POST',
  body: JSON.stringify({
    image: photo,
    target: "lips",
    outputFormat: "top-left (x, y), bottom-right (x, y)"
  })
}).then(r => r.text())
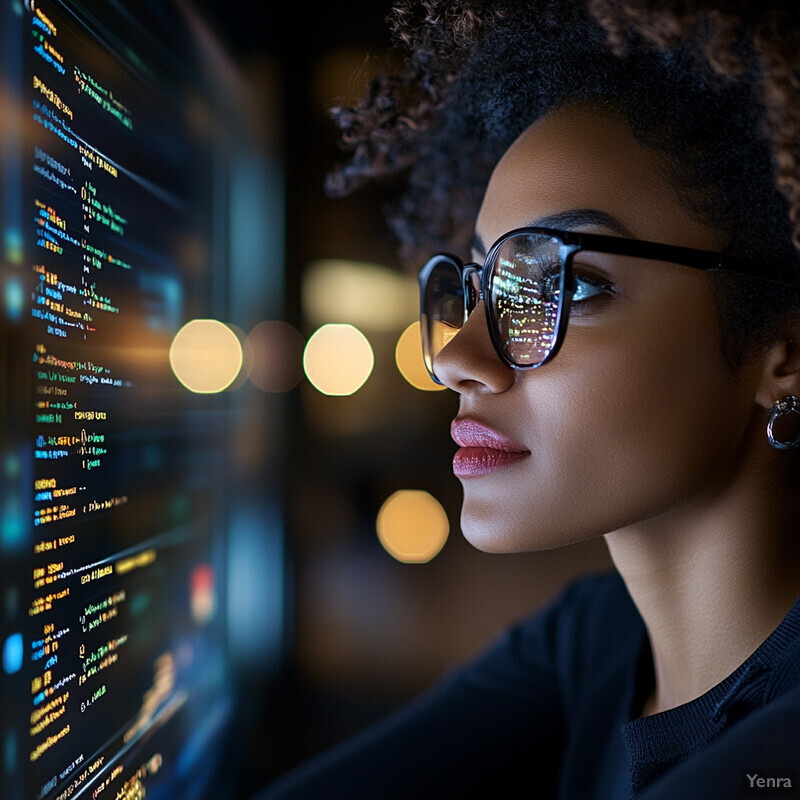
top-left (450, 418), bottom-right (530, 477)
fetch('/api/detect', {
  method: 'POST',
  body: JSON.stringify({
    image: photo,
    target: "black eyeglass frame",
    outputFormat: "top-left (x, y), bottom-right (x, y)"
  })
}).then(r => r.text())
top-left (419, 225), bottom-right (798, 384)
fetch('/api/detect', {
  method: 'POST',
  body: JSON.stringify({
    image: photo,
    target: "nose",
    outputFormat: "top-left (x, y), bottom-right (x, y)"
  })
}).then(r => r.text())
top-left (432, 300), bottom-right (516, 394)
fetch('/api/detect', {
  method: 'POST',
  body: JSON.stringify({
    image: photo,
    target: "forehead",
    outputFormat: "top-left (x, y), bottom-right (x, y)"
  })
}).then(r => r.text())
top-left (475, 104), bottom-right (721, 253)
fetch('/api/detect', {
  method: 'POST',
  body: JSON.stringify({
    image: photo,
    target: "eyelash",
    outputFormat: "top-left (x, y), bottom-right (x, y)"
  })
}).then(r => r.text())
top-left (569, 271), bottom-right (615, 308)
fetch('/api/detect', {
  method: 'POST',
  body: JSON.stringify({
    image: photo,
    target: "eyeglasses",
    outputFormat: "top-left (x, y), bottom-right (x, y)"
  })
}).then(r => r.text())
top-left (419, 226), bottom-right (795, 384)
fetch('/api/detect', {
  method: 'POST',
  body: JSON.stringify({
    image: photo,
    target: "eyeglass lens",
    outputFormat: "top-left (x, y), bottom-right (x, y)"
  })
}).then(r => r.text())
top-left (422, 259), bottom-right (464, 375)
top-left (490, 232), bottom-right (564, 367)
top-left (423, 231), bottom-right (566, 375)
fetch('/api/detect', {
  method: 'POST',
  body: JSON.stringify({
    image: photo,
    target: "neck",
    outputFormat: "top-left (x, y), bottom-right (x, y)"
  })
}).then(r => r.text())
top-left (604, 465), bottom-right (800, 716)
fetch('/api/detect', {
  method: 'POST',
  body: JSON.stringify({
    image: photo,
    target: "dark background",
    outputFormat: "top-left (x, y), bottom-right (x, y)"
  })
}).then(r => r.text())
top-left (188, 2), bottom-right (614, 796)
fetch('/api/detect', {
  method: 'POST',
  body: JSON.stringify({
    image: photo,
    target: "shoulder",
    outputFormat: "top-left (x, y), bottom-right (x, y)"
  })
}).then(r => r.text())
top-left (511, 570), bottom-right (641, 655)
top-left (462, 570), bottom-right (643, 694)
top-left (546, 569), bottom-right (632, 617)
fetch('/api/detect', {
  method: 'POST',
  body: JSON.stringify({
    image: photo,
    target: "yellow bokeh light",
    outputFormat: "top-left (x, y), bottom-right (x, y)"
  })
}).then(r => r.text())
top-left (376, 490), bottom-right (449, 563)
top-left (169, 319), bottom-right (243, 393)
top-left (303, 324), bottom-right (374, 396)
top-left (395, 321), bottom-right (447, 392)
top-left (303, 259), bottom-right (417, 332)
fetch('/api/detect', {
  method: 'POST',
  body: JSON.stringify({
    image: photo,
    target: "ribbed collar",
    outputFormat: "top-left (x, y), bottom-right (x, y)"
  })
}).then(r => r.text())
top-left (621, 595), bottom-right (800, 796)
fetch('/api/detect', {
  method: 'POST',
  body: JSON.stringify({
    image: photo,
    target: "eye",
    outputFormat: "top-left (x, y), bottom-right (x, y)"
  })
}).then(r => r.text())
top-left (571, 273), bottom-right (611, 302)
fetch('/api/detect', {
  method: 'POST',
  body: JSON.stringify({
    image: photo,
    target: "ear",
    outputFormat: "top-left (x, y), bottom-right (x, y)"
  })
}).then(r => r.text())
top-left (754, 334), bottom-right (800, 410)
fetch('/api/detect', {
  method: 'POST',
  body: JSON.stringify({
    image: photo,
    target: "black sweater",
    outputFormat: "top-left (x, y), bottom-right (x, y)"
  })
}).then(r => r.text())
top-left (256, 572), bottom-right (800, 799)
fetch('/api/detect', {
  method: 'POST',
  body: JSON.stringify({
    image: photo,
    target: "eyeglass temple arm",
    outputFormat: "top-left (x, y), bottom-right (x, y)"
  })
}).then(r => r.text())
top-left (572, 231), bottom-right (800, 288)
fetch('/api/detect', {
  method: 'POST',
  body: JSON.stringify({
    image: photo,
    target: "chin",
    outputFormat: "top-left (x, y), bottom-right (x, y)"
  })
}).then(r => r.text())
top-left (459, 505), bottom-right (546, 554)
top-left (459, 494), bottom-right (606, 554)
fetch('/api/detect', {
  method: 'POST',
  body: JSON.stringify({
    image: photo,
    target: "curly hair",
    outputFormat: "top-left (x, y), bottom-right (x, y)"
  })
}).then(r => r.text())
top-left (326, 0), bottom-right (800, 366)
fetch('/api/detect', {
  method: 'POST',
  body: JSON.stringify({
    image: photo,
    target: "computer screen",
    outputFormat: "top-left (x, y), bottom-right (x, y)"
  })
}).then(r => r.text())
top-left (1, 2), bottom-right (285, 798)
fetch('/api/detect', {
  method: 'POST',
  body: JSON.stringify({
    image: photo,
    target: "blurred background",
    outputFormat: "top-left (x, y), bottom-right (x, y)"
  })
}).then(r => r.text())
top-left (184, 1), bottom-right (613, 795)
top-left (0, 2), bottom-right (612, 798)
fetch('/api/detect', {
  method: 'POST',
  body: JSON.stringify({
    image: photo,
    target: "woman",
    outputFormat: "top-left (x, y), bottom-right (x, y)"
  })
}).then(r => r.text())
top-left (258, 1), bottom-right (800, 797)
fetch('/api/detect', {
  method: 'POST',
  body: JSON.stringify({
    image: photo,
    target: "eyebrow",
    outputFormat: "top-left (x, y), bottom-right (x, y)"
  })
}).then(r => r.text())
top-left (471, 208), bottom-right (634, 258)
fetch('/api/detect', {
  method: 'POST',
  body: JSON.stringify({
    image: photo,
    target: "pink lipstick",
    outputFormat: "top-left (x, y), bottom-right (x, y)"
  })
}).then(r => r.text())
top-left (450, 418), bottom-right (529, 477)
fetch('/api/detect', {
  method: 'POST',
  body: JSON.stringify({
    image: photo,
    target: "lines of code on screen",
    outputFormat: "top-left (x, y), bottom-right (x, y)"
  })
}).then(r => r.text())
top-left (2, 2), bottom-right (236, 799)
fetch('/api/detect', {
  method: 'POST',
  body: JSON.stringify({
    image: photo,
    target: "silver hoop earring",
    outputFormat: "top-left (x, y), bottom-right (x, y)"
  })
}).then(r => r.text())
top-left (766, 396), bottom-right (800, 450)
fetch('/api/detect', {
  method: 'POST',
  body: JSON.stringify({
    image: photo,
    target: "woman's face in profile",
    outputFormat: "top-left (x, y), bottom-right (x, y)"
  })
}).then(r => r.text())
top-left (434, 104), bottom-right (763, 553)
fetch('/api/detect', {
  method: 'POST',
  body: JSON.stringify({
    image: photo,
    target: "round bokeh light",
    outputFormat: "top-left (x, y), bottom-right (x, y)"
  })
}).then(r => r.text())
top-left (169, 319), bottom-right (243, 393)
top-left (376, 490), bottom-right (450, 563)
top-left (303, 323), bottom-right (374, 396)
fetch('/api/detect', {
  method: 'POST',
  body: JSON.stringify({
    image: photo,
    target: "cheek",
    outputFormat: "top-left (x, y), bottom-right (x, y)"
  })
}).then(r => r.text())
top-left (518, 292), bottom-right (741, 536)
top-left (458, 284), bottom-right (753, 554)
